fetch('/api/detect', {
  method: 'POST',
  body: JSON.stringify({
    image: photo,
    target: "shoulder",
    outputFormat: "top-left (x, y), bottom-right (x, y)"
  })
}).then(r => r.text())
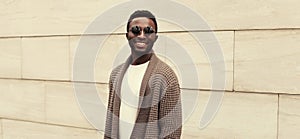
top-left (109, 63), bottom-right (125, 82)
top-left (111, 63), bottom-right (124, 74)
top-left (154, 58), bottom-right (179, 84)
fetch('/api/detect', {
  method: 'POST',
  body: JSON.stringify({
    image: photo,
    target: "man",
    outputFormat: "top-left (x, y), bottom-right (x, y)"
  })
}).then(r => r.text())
top-left (105, 10), bottom-right (182, 139)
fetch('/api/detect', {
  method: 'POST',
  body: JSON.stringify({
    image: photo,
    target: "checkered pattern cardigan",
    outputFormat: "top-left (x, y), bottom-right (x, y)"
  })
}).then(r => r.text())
top-left (104, 54), bottom-right (182, 139)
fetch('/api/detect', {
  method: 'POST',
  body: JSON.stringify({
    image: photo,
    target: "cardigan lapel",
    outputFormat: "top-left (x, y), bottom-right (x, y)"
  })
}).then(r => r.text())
top-left (136, 54), bottom-right (159, 118)
top-left (114, 56), bottom-right (132, 106)
top-left (130, 54), bottom-right (160, 138)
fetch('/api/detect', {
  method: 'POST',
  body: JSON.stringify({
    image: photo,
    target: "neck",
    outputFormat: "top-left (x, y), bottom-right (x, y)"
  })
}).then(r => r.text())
top-left (131, 52), bottom-right (153, 65)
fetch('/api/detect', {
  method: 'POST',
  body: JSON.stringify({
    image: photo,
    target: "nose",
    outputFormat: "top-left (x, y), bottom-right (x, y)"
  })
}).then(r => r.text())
top-left (137, 30), bottom-right (146, 39)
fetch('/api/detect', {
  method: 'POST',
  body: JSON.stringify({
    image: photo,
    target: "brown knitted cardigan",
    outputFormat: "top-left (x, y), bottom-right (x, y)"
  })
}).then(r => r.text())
top-left (104, 54), bottom-right (182, 139)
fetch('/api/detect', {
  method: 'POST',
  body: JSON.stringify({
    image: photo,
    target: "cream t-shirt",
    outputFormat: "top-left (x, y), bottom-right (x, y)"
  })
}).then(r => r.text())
top-left (119, 61), bottom-right (149, 139)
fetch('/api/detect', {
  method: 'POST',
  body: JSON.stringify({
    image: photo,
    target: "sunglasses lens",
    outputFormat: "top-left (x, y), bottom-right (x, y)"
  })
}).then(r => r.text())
top-left (144, 27), bottom-right (155, 34)
top-left (131, 26), bottom-right (141, 35)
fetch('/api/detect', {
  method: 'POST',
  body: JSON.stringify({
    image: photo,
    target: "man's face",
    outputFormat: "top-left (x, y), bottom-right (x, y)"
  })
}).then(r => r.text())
top-left (127, 17), bottom-right (158, 56)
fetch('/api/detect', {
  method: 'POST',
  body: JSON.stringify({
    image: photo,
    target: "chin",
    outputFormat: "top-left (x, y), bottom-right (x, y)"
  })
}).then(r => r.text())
top-left (134, 46), bottom-right (147, 51)
top-left (134, 49), bottom-right (148, 54)
top-left (133, 48), bottom-right (151, 55)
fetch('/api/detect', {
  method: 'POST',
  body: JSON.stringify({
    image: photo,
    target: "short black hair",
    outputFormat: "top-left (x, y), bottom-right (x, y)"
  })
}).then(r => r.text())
top-left (126, 10), bottom-right (158, 33)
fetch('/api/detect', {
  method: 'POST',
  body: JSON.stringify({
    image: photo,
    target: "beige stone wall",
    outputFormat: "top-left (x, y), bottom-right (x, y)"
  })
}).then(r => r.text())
top-left (0, 0), bottom-right (299, 138)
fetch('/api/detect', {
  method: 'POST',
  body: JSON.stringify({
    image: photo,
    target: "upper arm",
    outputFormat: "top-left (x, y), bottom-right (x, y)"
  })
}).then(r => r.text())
top-left (158, 77), bottom-right (182, 138)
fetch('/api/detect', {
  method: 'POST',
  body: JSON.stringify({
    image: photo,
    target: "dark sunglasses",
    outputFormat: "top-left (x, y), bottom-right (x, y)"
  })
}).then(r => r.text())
top-left (130, 26), bottom-right (155, 35)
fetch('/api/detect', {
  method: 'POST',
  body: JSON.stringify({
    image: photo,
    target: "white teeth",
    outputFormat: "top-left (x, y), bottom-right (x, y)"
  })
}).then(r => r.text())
top-left (136, 42), bottom-right (146, 47)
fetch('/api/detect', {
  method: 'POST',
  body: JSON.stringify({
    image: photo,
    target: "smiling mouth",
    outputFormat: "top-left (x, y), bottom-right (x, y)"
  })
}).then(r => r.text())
top-left (135, 42), bottom-right (147, 48)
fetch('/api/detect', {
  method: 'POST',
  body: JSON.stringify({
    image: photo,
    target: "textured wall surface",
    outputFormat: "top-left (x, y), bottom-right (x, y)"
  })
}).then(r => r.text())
top-left (0, 0), bottom-right (299, 138)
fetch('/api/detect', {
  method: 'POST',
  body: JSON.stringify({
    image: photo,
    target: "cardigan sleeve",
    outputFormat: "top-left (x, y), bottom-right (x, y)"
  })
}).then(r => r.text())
top-left (104, 72), bottom-right (115, 139)
top-left (158, 79), bottom-right (182, 139)
top-left (104, 64), bottom-right (123, 139)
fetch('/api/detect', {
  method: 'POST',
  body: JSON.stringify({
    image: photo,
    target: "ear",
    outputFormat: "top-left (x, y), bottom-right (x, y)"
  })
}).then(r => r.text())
top-left (126, 33), bottom-right (129, 40)
top-left (154, 34), bottom-right (158, 42)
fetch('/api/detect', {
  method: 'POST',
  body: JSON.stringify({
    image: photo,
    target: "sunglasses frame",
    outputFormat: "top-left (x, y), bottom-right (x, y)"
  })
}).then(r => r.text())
top-left (129, 26), bottom-right (156, 35)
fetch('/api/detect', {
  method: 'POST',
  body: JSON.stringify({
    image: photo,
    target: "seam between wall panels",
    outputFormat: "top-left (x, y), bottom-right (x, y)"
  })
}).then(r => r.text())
top-left (44, 80), bottom-right (47, 123)
top-left (20, 37), bottom-right (23, 79)
top-left (1, 28), bottom-right (300, 39)
top-left (277, 94), bottom-right (280, 139)
top-left (232, 31), bottom-right (236, 92)
top-left (0, 117), bottom-right (96, 131)
top-left (0, 77), bottom-right (110, 85)
top-left (68, 36), bottom-right (71, 82)
top-left (0, 77), bottom-right (298, 95)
